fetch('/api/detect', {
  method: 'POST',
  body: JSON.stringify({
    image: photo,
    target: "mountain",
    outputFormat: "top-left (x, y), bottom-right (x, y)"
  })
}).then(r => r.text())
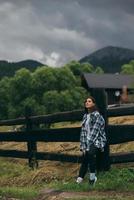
top-left (13, 59), bottom-right (44, 68)
top-left (79, 46), bottom-right (134, 73)
top-left (0, 59), bottom-right (45, 78)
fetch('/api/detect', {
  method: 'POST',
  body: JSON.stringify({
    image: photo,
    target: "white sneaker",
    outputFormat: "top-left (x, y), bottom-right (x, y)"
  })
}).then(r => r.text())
top-left (89, 176), bottom-right (97, 186)
top-left (76, 177), bottom-right (83, 184)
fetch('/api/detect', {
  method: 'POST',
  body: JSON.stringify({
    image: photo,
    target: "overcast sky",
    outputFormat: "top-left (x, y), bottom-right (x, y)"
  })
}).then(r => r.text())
top-left (0, 0), bottom-right (134, 67)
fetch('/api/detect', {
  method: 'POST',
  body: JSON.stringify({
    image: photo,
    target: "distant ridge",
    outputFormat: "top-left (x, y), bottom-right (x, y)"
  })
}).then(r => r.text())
top-left (0, 59), bottom-right (45, 78)
top-left (13, 59), bottom-right (44, 68)
top-left (79, 46), bottom-right (134, 73)
top-left (1, 46), bottom-right (134, 78)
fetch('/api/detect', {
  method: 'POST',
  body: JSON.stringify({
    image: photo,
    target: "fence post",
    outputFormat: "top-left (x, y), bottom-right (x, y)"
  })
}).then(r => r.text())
top-left (25, 107), bottom-right (38, 169)
top-left (91, 88), bottom-right (110, 171)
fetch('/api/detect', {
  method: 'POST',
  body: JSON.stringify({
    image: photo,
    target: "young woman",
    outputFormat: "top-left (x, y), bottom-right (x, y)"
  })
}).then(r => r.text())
top-left (76, 96), bottom-right (107, 185)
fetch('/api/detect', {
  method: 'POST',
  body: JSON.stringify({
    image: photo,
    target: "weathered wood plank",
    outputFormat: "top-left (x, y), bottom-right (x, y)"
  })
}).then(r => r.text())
top-left (0, 110), bottom-right (84, 126)
top-left (0, 125), bottom-right (133, 144)
top-left (0, 150), bottom-right (133, 164)
top-left (110, 152), bottom-right (134, 164)
top-left (0, 104), bottom-right (133, 126)
top-left (0, 127), bottom-right (81, 142)
top-left (107, 104), bottom-right (134, 117)
top-left (108, 125), bottom-right (134, 144)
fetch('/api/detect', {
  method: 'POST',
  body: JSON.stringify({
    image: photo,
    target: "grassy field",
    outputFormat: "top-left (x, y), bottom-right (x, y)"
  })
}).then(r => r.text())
top-left (0, 116), bottom-right (133, 199)
top-left (0, 157), bottom-right (133, 200)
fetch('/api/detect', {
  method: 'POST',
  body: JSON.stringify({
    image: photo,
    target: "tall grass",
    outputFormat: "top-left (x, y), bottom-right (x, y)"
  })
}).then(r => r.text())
top-left (0, 187), bottom-right (39, 200)
top-left (0, 159), bottom-right (133, 199)
top-left (50, 167), bottom-right (134, 192)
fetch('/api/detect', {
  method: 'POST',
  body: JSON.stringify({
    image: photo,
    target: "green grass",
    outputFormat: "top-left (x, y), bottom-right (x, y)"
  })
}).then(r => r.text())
top-left (68, 198), bottom-right (133, 200)
top-left (0, 187), bottom-right (39, 200)
top-left (50, 167), bottom-right (134, 192)
top-left (95, 167), bottom-right (134, 191)
top-left (0, 156), bottom-right (133, 199)
top-left (69, 198), bottom-right (133, 200)
top-left (0, 158), bottom-right (40, 199)
top-left (0, 161), bottom-right (133, 200)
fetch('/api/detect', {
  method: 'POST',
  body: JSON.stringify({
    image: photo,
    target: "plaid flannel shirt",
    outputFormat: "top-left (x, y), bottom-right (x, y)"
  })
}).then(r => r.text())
top-left (80, 111), bottom-right (107, 151)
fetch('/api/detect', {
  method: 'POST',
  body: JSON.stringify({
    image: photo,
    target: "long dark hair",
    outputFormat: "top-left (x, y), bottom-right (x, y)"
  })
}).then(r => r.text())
top-left (84, 96), bottom-right (98, 113)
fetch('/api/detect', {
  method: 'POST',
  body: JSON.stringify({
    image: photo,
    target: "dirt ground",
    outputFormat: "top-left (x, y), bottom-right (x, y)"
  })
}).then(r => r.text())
top-left (37, 189), bottom-right (134, 200)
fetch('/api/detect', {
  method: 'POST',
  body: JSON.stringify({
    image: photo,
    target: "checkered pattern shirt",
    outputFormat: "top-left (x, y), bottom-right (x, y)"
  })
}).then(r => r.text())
top-left (80, 111), bottom-right (107, 151)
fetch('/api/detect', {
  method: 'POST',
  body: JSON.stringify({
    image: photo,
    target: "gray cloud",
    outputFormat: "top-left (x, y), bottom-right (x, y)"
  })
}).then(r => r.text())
top-left (0, 0), bottom-right (134, 66)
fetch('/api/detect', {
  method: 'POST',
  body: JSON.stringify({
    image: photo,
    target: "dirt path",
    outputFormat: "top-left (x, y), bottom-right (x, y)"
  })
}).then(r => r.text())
top-left (36, 188), bottom-right (134, 200)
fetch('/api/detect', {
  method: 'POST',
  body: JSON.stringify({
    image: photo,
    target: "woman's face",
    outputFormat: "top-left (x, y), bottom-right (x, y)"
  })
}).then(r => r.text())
top-left (85, 98), bottom-right (95, 109)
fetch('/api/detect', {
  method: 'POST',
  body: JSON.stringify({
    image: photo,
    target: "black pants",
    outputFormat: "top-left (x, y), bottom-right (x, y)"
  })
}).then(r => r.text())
top-left (79, 144), bottom-right (98, 178)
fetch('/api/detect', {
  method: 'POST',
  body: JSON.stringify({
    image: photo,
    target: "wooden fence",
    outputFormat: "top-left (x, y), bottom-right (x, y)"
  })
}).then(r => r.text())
top-left (0, 104), bottom-right (134, 170)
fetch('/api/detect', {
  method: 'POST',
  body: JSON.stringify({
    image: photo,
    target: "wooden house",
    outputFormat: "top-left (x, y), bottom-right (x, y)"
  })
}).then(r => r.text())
top-left (81, 73), bottom-right (134, 105)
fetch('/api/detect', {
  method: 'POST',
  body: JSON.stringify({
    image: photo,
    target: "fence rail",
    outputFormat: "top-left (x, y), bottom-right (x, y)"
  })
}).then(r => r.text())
top-left (0, 104), bottom-right (134, 126)
top-left (0, 150), bottom-right (133, 164)
top-left (0, 104), bottom-right (134, 169)
top-left (0, 125), bottom-right (134, 143)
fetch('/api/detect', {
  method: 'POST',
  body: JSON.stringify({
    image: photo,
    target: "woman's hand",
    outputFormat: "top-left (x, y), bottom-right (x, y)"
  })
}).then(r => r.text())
top-left (82, 150), bottom-right (86, 155)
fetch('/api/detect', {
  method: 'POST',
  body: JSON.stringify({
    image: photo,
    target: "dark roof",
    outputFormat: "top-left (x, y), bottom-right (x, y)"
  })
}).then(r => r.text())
top-left (81, 73), bottom-right (134, 90)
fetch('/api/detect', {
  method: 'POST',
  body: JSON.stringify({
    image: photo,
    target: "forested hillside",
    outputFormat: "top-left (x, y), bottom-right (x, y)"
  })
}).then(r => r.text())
top-left (0, 59), bottom-right (45, 78)
top-left (1, 46), bottom-right (134, 79)
top-left (80, 46), bottom-right (134, 73)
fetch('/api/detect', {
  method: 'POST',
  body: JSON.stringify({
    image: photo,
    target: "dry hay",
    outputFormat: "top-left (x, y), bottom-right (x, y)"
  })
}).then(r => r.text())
top-left (109, 115), bottom-right (134, 153)
top-left (0, 116), bottom-right (133, 184)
